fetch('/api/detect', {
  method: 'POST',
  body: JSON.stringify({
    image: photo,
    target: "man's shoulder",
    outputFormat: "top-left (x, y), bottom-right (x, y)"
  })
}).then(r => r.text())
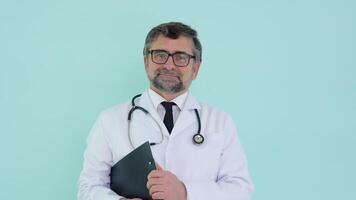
top-left (97, 101), bottom-right (131, 119)
top-left (198, 102), bottom-right (238, 134)
top-left (198, 102), bottom-right (232, 120)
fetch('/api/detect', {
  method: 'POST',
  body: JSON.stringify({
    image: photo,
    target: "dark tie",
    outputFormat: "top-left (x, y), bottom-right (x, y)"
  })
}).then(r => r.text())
top-left (161, 101), bottom-right (176, 134)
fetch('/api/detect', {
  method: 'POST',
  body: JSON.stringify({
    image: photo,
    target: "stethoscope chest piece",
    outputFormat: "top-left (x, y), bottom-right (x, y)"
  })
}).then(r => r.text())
top-left (193, 133), bottom-right (204, 145)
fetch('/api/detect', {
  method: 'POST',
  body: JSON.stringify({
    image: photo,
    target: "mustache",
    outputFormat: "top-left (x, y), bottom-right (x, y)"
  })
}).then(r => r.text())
top-left (156, 69), bottom-right (180, 76)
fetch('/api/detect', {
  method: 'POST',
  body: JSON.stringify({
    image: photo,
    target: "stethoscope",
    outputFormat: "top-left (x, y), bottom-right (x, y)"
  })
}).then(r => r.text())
top-left (127, 94), bottom-right (204, 148)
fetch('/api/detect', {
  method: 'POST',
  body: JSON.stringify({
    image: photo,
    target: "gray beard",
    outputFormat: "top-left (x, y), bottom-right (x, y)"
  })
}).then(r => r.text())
top-left (152, 70), bottom-right (184, 93)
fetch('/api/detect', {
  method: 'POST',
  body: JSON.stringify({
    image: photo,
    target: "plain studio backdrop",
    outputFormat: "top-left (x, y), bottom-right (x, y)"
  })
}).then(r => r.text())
top-left (0, 0), bottom-right (355, 199)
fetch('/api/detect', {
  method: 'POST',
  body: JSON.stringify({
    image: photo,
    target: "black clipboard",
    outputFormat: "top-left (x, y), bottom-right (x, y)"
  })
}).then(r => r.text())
top-left (110, 141), bottom-right (156, 200)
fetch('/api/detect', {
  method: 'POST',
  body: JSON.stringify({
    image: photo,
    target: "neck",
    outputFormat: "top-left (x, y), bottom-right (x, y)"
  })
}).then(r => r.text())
top-left (150, 86), bottom-right (187, 101)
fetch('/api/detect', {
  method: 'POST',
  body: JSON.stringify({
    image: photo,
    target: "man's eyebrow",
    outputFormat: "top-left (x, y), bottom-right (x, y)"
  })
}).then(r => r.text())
top-left (152, 49), bottom-right (167, 51)
top-left (152, 49), bottom-right (191, 54)
top-left (173, 51), bottom-right (189, 54)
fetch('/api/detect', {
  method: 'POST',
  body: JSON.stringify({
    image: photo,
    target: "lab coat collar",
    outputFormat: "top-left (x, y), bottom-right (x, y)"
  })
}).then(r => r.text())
top-left (141, 89), bottom-right (201, 111)
top-left (148, 88), bottom-right (188, 111)
top-left (147, 88), bottom-right (200, 111)
top-left (182, 91), bottom-right (201, 110)
top-left (136, 89), bottom-right (201, 136)
top-left (136, 91), bottom-right (164, 133)
top-left (172, 92), bottom-right (201, 136)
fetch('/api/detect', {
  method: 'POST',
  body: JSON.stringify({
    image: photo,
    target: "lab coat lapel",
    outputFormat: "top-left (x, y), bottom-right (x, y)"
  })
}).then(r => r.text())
top-left (136, 91), bottom-right (167, 134)
top-left (172, 92), bottom-right (201, 136)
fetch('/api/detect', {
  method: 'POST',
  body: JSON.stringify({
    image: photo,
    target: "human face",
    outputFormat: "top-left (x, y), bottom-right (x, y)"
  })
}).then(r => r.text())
top-left (144, 35), bottom-right (200, 96)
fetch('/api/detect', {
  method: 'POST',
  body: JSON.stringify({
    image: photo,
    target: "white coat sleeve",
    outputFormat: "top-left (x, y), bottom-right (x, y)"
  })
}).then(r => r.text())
top-left (183, 116), bottom-right (254, 200)
top-left (78, 114), bottom-right (123, 200)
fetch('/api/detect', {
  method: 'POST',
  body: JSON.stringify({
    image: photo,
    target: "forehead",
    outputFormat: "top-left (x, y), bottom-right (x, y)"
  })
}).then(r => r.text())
top-left (150, 34), bottom-right (194, 54)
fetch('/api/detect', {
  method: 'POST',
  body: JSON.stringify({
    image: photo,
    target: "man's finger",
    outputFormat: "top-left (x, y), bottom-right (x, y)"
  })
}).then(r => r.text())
top-left (151, 191), bottom-right (165, 200)
top-left (146, 177), bottom-right (166, 190)
top-left (147, 169), bottom-right (165, 179)
top-left (155, 162), bottom-right (163, 170)
top-left (148, 184), bottom-right (165, 196)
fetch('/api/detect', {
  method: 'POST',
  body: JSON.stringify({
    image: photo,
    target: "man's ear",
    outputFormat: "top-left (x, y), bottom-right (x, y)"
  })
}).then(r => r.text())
top-left (144, 56), bottom-right (149, 70)
top-left (192, 62), bottom-right (201, 80)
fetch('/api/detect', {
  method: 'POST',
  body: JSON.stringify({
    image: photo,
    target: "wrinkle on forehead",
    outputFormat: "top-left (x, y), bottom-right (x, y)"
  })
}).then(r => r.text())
top-left (150, 35), bottom-right (194, 55)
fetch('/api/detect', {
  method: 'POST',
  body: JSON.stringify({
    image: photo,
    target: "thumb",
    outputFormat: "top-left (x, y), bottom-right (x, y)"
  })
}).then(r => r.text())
top-left (155, 162), bottom-right (163, 170)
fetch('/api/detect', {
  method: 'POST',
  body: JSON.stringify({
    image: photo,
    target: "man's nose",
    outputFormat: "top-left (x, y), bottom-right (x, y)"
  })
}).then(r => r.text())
top-left (163, 56), bottom-right (176, 69)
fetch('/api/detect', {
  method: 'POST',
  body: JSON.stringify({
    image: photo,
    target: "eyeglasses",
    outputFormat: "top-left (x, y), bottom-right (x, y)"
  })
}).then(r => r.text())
top-left (149, 50), bottom-right (196, 67)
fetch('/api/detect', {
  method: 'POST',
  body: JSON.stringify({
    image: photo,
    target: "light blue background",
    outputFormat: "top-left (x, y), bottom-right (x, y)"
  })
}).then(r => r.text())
top-left (0, 0), bottom-right (355, 199)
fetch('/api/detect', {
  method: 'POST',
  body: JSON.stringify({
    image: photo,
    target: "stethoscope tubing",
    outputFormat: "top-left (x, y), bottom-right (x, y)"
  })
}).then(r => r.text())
top-left (127, 94), bottom-right (204, 148)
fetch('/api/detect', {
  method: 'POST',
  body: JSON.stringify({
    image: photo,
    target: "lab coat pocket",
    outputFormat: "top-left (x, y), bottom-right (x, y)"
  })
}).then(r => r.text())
top-left (181, 132), bottom-right (224, 181)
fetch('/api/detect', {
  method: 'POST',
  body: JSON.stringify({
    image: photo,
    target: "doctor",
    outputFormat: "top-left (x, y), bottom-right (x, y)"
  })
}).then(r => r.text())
top-left (78, 22), bottom-right (254, 200)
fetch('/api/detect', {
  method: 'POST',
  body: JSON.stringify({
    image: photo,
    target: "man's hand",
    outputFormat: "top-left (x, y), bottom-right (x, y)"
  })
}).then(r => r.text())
top-left (146, 163), bottom-right (187, 200)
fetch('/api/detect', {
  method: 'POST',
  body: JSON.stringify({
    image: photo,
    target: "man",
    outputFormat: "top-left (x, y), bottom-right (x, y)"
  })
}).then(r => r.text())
top-left (78, 22), bottom-right (254, 200)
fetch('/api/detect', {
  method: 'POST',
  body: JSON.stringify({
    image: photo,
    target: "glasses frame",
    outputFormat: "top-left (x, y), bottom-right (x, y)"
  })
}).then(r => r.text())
top-left (149, 49), bottom-right (196, 67)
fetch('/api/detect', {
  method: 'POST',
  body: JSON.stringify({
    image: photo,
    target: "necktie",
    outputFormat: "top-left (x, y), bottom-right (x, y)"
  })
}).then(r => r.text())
top-left (161, 101), bottom-right (176, 134)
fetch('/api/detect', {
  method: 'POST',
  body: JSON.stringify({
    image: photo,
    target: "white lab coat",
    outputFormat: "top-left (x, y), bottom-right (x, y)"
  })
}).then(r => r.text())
top-left (78, 90), bottom-right (254, 200)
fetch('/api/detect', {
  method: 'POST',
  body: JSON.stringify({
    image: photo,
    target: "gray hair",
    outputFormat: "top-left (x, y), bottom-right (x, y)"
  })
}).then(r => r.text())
top-left (143, 22), bottom-right (202, 62)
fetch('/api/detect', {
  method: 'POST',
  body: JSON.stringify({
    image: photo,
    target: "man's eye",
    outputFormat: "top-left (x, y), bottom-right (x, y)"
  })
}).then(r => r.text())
top-left (175, 54), bottom-right (188, 61)
top-left (155, 53), bottom-right (167, 59)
